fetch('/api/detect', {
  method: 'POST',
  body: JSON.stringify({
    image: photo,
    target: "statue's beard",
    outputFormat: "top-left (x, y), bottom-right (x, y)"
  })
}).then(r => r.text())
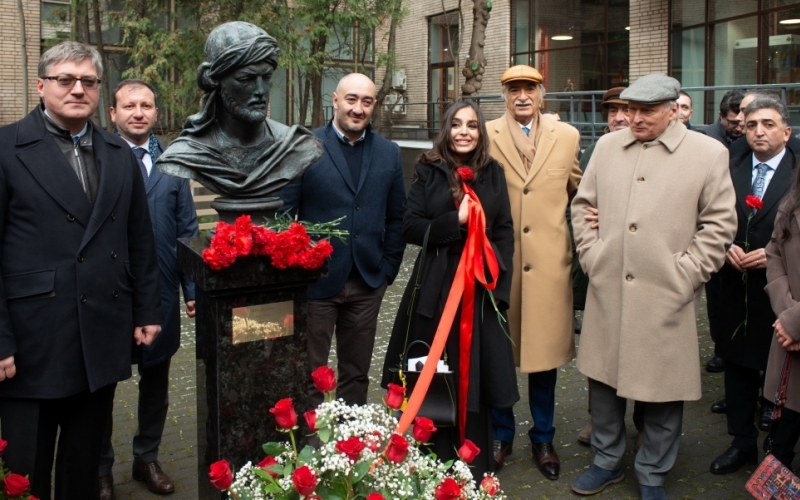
top-left (219, 86), bottom-right (268, 124)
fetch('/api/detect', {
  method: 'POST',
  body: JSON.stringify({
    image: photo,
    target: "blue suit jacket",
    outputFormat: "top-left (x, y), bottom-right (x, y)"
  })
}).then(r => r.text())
top-left (132, 140), bottom-right (199, 367)
top-left (280, 122), bottom-right (406, 299)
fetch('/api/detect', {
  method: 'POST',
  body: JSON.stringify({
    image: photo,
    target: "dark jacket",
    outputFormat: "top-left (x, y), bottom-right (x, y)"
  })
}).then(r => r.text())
top-left (131, 139), bottom-right (198, 368)
top-left (702, 119), bottom-right (737, 149)
top-left (279, 122), bottom-right (406, 299)
top-left (381, 160), bottom-right (518, 411)
top-left (716, 146), bottom-right (798, 369)
top-left (0, 108), bottom-right (162, 398)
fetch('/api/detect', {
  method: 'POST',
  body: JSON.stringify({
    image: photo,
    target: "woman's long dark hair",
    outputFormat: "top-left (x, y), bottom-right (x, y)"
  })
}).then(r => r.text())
top-left (774, 163), bottom-right (800, 242)
top-left (417, 100), bottom-right (492, 198)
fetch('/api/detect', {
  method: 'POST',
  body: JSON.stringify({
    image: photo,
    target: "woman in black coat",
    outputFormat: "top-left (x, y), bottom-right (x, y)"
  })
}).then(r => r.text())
top-left (381, 101), bottom-right (519, 479)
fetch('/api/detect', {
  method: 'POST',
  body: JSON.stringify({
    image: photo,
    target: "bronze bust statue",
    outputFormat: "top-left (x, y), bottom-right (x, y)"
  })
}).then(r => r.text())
top-left (157, 22), bottom-right (323, 215)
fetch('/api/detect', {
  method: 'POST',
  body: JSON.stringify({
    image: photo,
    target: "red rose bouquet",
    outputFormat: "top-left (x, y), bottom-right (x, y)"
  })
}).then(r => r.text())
top-left (0, 440), bottom-right (35, 500)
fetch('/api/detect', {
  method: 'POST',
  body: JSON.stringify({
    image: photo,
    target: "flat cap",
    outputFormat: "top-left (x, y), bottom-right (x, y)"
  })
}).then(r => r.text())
top-left (601, 87), bottom-right (627, 109)
top-left (501, 65), bottom-right (543, 85)
top-left (620, 74), bottom-right (680, 104)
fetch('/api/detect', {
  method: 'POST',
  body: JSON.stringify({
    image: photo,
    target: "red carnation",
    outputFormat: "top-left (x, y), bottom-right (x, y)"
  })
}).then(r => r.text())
top-left (434, 477), bottom-right (462, 500)
top-left (481, 475), bottom-right (501, 496)
top-left (292, 465), bottom-right (318, 495)
top-left (384, 383), bottom-right (405, 410)
top-left (745, 194), bottom-right (764, 211)
top-left (208, 460), bottom-right (233, 490)
top-left (386, 434), bottom-right (410, 463)
top-left (457, 166), bottom-right (474, 182)
top-left (311, 366), bottom-right (337, 394)
top-left (335, 436), bottom-right (366, 462)
top-left (457, 439), bottom-right (480, 464)
top-left (412, 417), bottom-right (437, 443)
top-left (270, 398), bottom-right (298, 430)
top-left (304, 409), bottom-right (318, 432)
top-left (257, 456), bottom-right (280, 477)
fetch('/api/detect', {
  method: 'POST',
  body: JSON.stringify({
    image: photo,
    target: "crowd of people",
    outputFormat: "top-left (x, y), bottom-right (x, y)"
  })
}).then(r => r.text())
top-left (1, 36), bottom-right (799, 500)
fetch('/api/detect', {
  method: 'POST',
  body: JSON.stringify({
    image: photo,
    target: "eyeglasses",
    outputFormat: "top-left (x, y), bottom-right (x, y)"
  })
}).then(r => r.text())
top-left (42, 75), bottom-right (101, 89)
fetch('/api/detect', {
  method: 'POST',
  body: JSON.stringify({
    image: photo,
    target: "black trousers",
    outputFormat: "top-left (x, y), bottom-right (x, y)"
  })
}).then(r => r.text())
top-left (99, 359), bottom-right (172, 476)
top-left (306, 275), bottom-right (387, 406)
top-left (725, 360), bottom-right (763, 452)
top-left (0, 385), bottom-right (116, 500)
top-left (766, 407), bottom-right (800, 470)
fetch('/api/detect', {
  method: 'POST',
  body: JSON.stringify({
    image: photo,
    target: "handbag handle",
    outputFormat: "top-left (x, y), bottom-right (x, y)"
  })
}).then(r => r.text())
top-left (774, 351), bottom-right (794, 421)
top-left (399, 225), bottom-right (432, 364)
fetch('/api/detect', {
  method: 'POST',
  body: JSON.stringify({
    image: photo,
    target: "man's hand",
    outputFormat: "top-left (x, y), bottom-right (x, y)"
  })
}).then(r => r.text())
top-left (740, 247), bottom-right (767, 270)
top-left (0, 356), bottom-right (15, 382)
top-left (584, 207), bottom-right (599, 229)
top-left (725, 245), bottom-right (747, 272)
top-left (134, 325), bottom-right (162, 346)
top-left (186, 300), bottom-right (196, 318)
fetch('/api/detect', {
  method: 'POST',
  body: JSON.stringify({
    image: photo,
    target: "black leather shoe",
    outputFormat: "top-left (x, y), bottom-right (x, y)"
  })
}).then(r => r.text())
top-left (706, 356), bottom-right (725, 373)
top-left (493, 440), bottom-right (513, 470)
top-left (99, 473), bottom-right (115, 500)
top-left (759, 404), bottom-right (775, 432)
top-left (132, 461), bottom-right (175, 494)
top-left (710, 446), bottom-right (757, 475)
top-left (711, 399), bottom-right (727, 414)
top-left (532, 442), bottom-right (560, 480)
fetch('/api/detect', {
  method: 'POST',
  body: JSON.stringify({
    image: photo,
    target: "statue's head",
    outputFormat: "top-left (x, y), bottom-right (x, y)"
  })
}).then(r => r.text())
top-left (188, 22), bottom-right (279, 132)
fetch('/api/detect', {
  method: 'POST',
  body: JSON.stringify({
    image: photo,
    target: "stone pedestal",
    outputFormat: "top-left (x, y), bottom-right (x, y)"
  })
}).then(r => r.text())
top-left (178, 237), bottom-right (324, 499)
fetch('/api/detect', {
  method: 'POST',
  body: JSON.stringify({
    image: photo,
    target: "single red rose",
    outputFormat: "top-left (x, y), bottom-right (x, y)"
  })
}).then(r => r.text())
top-left (208, 460), bottom-right (233, 490)
top-left (292, 465), bottom-right (318, 495)
top-left (304, 410), bottom-right (318, 432)
top-left (257, 456), bottom-right (280, 477)
top-left (384, 383), bottom-right (405, 410)
top-left (3, 473), bottom-right (30, 497)
top-left (385, 434), bottom-right (410, 463)
top-left (0, 439), bottom-right (7, 455)
top-left (457, 439), bottom-right (480, 464)
top-left (457, 166), bottom-right (474, 182)
top-left (366, 493), bottom-right (387, 500)
top-left (434, 477), bottom-right (462, 500)
top-left (335, 436), bottom-right (366, 462)
top-left (311, 366), bottom-right (337, 394)
top-left (270, 398), bottom-right (298, 430)
top-left (412, 417), bottom-right (437, 443)
top-left (480, 474), bottom-right (501, 496)
top-left (746, 194), bottom-right (764, 211)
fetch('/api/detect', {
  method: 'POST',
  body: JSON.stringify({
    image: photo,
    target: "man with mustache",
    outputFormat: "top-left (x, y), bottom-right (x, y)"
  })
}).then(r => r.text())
top-left (280, 73), bottom-right (405, 407)
top-left (486, 65), bottom-right (582, 480)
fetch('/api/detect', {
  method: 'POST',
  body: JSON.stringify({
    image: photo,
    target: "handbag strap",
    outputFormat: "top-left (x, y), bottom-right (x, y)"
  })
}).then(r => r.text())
top-left (774, 351), bottom-right (794, 420)
top-left (400, 225), bottom-right (432, 362)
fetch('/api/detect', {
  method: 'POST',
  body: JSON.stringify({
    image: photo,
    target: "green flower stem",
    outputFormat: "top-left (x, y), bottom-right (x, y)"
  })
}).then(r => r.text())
top-left (289, 428), bottom-right (298, 457)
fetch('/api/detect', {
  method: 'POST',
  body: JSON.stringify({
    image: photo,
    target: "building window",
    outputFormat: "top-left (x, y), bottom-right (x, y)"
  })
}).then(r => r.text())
top-left (670, 0), bottom-right (800, 124)
top-left (511, 0), bottom-right (630, 96)
top-left (428, 12), bottom-right (459, 134)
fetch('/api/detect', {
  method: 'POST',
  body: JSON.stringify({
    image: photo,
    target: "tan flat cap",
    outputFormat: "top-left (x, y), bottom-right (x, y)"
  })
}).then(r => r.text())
top-left (601, 87), bottom-right (627, 109)
top-left (620, 74), bottom-right (681, 104)
top-left (501, 65), bottom-right (544, 85)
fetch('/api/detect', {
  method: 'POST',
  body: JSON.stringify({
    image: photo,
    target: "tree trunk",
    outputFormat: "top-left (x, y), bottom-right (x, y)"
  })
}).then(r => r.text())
top-left (461, 0), bottom-right (492, 96)
top-left (16, 0), bottom-right (28, 117)
top-left (298, 73), bottom-right (310, 127)
top-left (373, 1), bottom-right (401, 135)
top-left (309, 34), bottom-right (327, 128)
top-left (92, 0), bottom-right (111, 128)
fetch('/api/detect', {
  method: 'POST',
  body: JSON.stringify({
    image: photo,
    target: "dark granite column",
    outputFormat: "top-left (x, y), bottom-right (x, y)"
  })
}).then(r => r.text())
top-left (179, 237), bottom-right (324, 499)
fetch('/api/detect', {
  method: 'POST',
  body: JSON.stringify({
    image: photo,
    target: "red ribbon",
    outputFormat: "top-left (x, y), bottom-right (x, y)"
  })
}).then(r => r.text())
top-left (395, 181), bottom-right (500, 445)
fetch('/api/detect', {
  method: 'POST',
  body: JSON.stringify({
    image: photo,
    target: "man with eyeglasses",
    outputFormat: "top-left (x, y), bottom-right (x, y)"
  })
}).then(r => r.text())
top-left (0, 41), bottom-right (162, 498)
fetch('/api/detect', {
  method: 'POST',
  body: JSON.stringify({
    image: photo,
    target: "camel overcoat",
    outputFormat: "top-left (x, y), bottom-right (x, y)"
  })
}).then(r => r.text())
top-left (572, 121), bottom-right (737, 402)
top-left (487, 112), bottom-right (581, 373)
top-left (764, 211), bottom-right (800, 413)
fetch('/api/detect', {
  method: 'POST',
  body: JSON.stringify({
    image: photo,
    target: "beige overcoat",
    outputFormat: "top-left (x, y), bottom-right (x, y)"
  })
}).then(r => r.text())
top-left (487, 112), bottom-right (581, 373)
top-left (764, 212), bottom-right (800, 413)
top-left (572, 121), bottom-right (737, 402)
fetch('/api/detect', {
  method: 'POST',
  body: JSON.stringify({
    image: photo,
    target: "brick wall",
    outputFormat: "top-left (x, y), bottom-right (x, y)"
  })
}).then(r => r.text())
top-left (1, 0), bottom-right (40, 126)
top-left (629, 0), bottom-right (669, 80)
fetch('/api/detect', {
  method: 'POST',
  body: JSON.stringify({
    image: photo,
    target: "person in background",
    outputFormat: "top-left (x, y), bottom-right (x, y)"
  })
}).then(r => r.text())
top-left (541, 108), bottom-right (561, 121)
top-left (677, 91), bottom-right (696, 130)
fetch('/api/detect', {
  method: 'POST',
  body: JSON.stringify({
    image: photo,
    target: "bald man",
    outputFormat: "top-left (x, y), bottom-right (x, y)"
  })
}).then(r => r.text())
top-left (280, 73), bottom-right (406, 406)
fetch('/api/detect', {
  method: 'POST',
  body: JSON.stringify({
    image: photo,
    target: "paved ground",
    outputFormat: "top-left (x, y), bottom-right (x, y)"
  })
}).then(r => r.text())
top-left (107, 247), bottom-right (768, 499)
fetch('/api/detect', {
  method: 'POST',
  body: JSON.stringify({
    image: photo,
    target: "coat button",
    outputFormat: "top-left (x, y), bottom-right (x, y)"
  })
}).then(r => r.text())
top-left (626, 274), bottom-right (633, 281)
top-left (523, 189), bottom-right (529, 195)
top-left (749, 228), bottom-right (755, 234)
top-left (111, 213), bottom-right (116, 221)
top-left (642, 144), bottom-right (647, 150)
top-left (523, 227), bottom-right (530, 233)
top-left (80, 294), bottom-right (87, 303)
top-left (524, 265), bottom-right (531, 272)
top-left (637, 176), bottom-right (645, 181)
top-left (112, 291), bottom-right (119, 298)
top-left (629, 225), bottom-right (637, 232)
top-left (67, 214), bottom-right (75, 222)
top-left (111, 251), bottom-right (117, 259)
top-left (355, 205), bottom-right (360, 210)
top-left (354, 233), bottom-right (359, 238)
top-left (77, 255), bottom-right (84, 262)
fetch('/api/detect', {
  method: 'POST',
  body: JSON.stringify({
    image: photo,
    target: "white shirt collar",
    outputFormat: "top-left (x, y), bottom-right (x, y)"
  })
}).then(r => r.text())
top-left (331, 120), bottom-right (366, 145)
top-left (752, 147), bottom-right (786, 171)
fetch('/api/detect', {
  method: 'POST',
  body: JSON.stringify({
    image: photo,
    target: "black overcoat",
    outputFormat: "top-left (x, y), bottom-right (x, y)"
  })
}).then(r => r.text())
top-left (0, 108), bottom-right (162, 399)
top-left (381, 160), bottom-right (519, 411)
top-left (716, 146), bottom-right (797, 369)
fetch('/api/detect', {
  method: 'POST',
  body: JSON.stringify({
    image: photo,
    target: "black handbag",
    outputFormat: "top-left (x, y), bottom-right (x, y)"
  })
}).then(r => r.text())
top-left (391, 225), bottom-right (457, 427)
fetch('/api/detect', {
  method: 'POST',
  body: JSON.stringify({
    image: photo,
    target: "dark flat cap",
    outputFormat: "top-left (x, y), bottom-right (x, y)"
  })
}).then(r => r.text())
top-left (501, 65), bottom-right (543, 85)
top-left (620, 74), bottom-right (681, 104)
top-left (601, 87), bottom-right (627, 109)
